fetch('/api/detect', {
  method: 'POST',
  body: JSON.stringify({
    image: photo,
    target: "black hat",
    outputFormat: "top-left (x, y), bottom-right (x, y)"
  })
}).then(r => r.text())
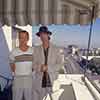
top-left (36, 26), bottom-right (52, 37)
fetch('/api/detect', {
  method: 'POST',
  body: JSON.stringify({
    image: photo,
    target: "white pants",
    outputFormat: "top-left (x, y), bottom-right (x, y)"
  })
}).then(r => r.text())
top-left (33, 87), bottom-right (52, 100)
top-left (13, 75), bottom-right (33, 100)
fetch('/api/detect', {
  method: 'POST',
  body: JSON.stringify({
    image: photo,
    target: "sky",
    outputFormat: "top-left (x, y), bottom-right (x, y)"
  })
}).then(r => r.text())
top-left (32, 18), bottom-right (100, 48)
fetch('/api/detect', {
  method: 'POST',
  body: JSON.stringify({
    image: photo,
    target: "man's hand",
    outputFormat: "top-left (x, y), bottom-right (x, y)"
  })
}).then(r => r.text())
top-left (41, 64), bottom-right (48, 72)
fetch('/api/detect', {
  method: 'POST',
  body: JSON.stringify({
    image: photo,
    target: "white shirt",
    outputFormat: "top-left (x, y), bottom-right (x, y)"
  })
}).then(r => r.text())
top-left (9, 47), bottom-right (33, 76)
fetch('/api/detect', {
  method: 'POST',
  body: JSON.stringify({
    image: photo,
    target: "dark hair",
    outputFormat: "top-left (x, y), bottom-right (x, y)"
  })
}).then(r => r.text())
top-left (19, 30), bottom-right (29, 40)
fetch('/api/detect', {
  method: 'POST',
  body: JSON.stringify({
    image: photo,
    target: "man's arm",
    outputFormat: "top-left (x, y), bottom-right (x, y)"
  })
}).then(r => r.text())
top-left (55, 49), bottom-right (64, 72)
top-left (10, 63), bottom-right (16, 73)
top-left (9, 50), bottom-right (16, 73)
top-left (49, 48), bottom-right (64, 73)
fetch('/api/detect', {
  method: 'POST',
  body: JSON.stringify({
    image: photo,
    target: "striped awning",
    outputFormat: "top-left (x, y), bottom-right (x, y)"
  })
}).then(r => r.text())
top-left (0, 0), bottom-right (99, 26)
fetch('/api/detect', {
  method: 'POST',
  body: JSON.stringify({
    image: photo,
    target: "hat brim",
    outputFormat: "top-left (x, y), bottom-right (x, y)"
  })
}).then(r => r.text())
top-left (36, 31), bottom-right (52, 37)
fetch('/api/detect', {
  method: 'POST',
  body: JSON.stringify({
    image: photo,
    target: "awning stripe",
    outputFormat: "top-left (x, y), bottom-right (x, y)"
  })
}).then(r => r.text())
top-left (0, 0), bottom-right (98, 26)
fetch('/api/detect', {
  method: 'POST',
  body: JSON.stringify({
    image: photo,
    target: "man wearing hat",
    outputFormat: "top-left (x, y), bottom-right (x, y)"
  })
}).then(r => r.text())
top-left (33, 26), bottom-right (63, 100)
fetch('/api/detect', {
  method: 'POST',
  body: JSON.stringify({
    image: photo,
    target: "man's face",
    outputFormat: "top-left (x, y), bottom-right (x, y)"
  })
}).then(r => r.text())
top-left (40, 32), bottom-right (49, 43)
top-left (19, 32), bottom-right (29, 45)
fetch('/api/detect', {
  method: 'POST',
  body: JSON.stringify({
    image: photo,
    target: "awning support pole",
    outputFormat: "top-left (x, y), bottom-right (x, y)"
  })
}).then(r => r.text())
top-left (84, 6), bottom-right (95, 77)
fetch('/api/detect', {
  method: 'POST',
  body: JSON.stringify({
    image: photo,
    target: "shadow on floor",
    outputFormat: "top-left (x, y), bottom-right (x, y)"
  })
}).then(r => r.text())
top-left (58, 84), bottom-right (76, 100)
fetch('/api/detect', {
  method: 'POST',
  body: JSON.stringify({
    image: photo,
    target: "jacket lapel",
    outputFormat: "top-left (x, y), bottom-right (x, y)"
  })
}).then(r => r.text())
top-left (48, 43), bottom-right (52, 65)
top-left (39, 45), bottom-right (45, 64)
top-left (39, 43), bottom-right (53, 65)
